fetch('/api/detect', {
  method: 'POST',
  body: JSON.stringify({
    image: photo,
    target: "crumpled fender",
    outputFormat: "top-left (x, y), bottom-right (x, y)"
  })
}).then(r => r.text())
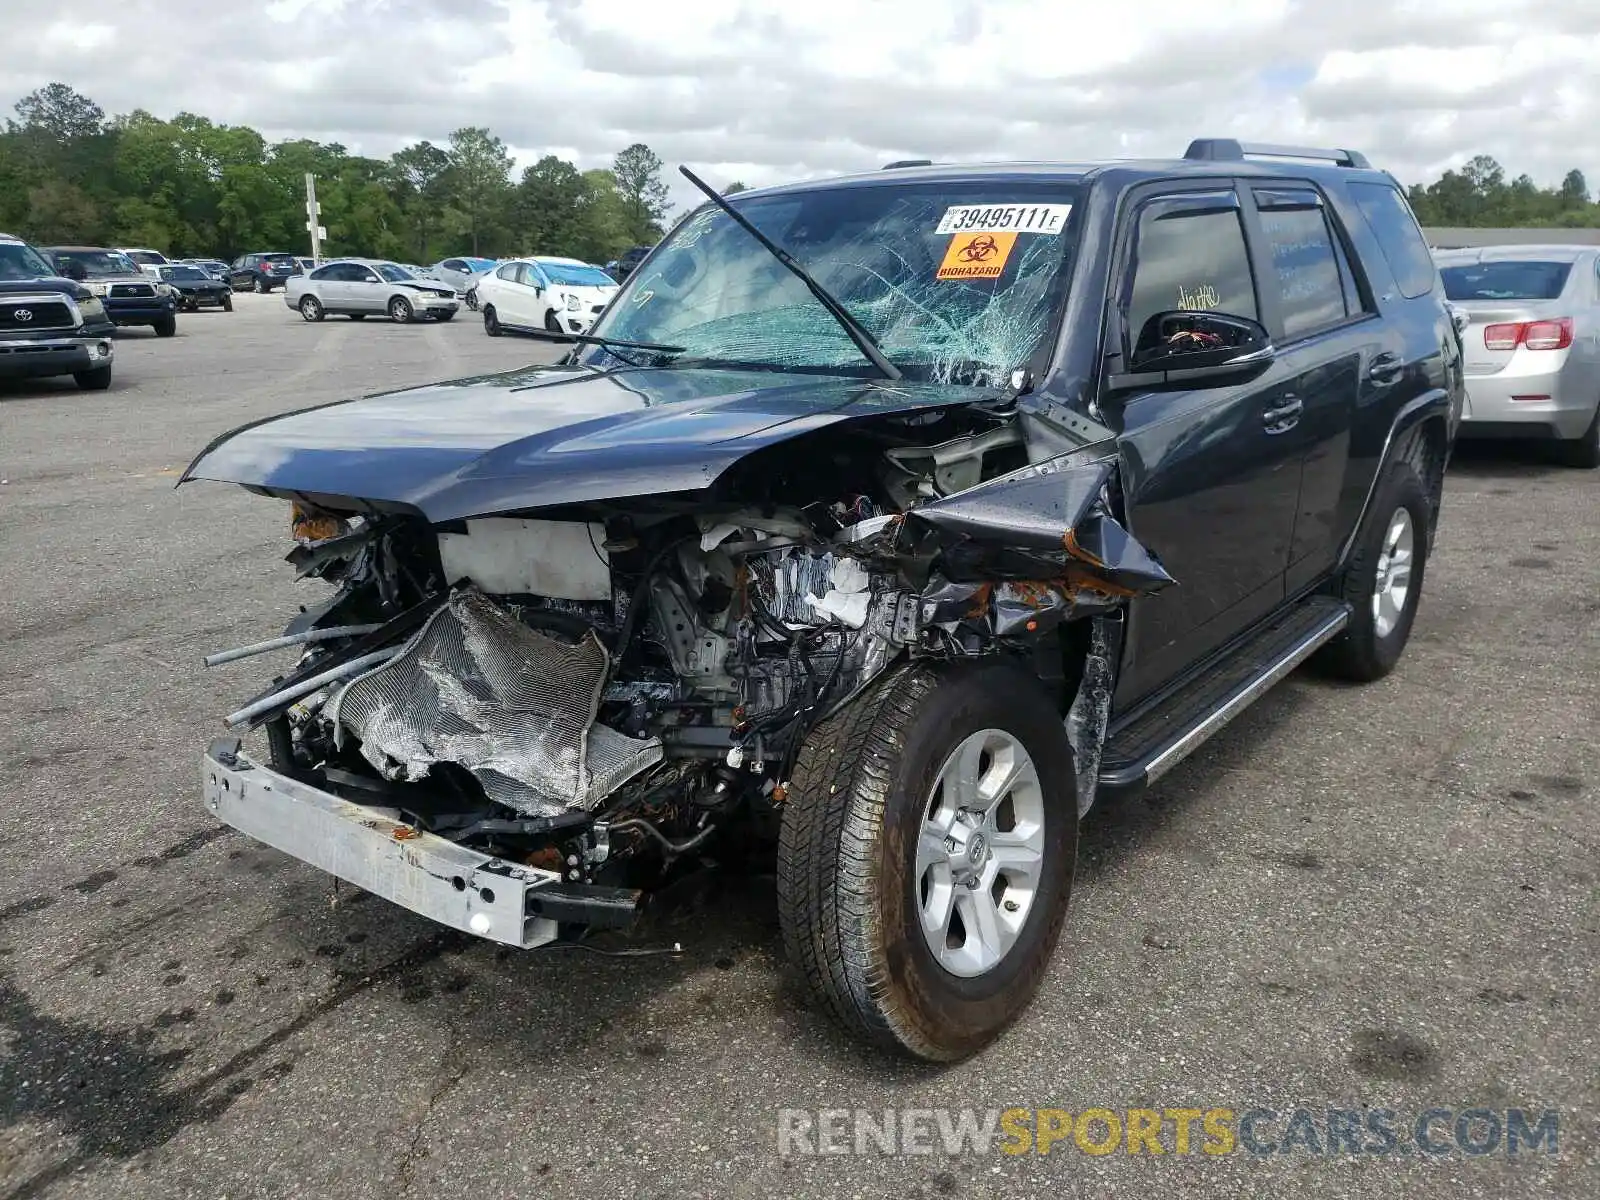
top-left (893, 451), bottom-right (1175, 640)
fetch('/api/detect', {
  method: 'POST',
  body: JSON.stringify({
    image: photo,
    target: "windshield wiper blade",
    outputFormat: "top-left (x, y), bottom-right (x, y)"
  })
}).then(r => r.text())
top-left (678, 165), bottom-right (902, 381)
top-left (502, 327), bottom-right (685, 354)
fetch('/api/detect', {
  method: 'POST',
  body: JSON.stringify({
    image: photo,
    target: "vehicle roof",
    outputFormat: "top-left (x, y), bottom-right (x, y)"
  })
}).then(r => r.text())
top-left (44, 245), bottom-right (125, 252)
top-left (1433, 245), bottom-right (1593, 263)
top-left (735, 156), bottom-right (1394, 202)
top-left (531, 256), bottom-right (593, 266)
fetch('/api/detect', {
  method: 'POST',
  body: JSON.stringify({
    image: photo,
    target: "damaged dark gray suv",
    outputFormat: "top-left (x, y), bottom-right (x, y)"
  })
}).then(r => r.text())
top-left (184, 139), bottom-right (1463, 1061)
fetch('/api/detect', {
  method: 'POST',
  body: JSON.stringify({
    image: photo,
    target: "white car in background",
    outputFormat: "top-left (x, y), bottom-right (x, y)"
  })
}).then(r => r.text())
top-left (284, 258), bottom-right (461, 323)
top-left (118, 248), bottom-right (171, 278)
top-left (477, 256), bottom-right (618, 337)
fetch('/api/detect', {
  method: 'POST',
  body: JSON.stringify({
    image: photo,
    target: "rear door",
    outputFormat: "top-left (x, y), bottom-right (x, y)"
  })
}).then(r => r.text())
top-left (311, 263), bottom-right (351, 308)
top-left (1245, 184), bottom-right (1381, 595)
top-left (487, 262), bottom-right (525, 323)
top-left (1105, 185), bottom-right (1303, 708)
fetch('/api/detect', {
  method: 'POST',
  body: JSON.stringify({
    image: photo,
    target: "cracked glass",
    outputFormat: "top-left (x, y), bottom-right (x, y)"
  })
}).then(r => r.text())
top-left (588, 178), bottom-right (1081, 387)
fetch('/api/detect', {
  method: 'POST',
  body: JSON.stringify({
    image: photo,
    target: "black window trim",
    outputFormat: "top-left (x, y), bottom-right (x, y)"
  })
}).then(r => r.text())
top-left (1112, 180), bottom-right (1262, 364)
top-left (1242, 180), bottom-right (1379, 347)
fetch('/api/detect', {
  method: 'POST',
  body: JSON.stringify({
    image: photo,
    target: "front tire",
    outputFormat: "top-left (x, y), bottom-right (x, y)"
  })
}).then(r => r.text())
top-left (74, 364), bottom-right (113, 390)
top-left (483, 305), bottom-right (501, 337)
top-left (1313, 461), bottom-right (1431, 681)
top-left (388, 295), bottom-right (414, 323)
top-left (464, 289), bottom-right (478, 311)
top-left (544, 308), bottom-right (562, 333)
top-left (154, 315), bottom-right (177, 338)
top-left (777, 661), bottom-right (1077, 1062)
top-left (1556, 406), bottom-right (1600, 469)
top-left (221, 292), bottom-right (233, 312)
top-left (298, 295), bottom-right (325, 322)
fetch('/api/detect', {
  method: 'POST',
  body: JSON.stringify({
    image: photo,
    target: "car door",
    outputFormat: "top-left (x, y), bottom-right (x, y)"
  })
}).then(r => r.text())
top-left (229, 256), bottom-right (251, 288)
top-left (485, 262), bottom-right (522, 323)
top-left (310, 263), bottom-right (349, 309)
top-left (440, 259), bottom-right (467, 291)
top-left (346, 264), bottom-right (385, 312)
top-left (1101, 185), bottom-right (1304, 709)
top-left (1245, 184), bottom-right (1382, 596)
top-left (517, 262), bottom-right (550, 326)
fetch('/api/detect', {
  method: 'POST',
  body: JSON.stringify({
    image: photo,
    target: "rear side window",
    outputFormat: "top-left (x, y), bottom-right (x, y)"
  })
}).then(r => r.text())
top-left (1440, 261), bottom-right (1572, 301)
top-left (1348, 182), bottom-right (1435, 299)
top-left (1253, 193), bottom-right (1354, 339)
top-left (1126, 200), bottom-right (1258, 345)
top-left (496, 263), bottom-right (519, 281)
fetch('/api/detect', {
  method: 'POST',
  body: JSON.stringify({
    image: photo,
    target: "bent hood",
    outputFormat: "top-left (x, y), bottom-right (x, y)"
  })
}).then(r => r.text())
top-left (181, 365), bottom-right (993, 523)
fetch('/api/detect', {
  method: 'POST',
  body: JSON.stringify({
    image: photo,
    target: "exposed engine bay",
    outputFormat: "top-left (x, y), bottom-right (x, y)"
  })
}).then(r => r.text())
top-left (207, 403), bottom-right (1172, 909)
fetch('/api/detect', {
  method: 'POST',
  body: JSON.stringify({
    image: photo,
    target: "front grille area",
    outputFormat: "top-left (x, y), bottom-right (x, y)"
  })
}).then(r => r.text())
top-left (109, 283), bottom-right (156, 299)
top-left (0, 300), bottom-right (74, 330)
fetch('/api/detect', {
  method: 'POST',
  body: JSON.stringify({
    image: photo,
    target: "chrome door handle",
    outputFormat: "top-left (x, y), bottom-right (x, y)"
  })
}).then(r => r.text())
top-left (1262, 397), bottom-right (1303, 433)
top-left (1368, 352), bottom-right (1403, 383)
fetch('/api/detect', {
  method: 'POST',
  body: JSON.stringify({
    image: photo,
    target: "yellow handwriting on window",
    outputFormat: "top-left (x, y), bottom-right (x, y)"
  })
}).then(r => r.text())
top-left (1176, 283), bottom-right (1220, 310)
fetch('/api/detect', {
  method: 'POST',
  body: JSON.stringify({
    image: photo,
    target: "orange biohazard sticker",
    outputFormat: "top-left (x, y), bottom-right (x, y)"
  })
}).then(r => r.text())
top-left (937, 231), bottom-right (1017, 280)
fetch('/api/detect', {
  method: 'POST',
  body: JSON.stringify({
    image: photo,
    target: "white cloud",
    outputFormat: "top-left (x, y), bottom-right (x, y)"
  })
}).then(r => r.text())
top-left (4, 0), bottom-right (1598, 205)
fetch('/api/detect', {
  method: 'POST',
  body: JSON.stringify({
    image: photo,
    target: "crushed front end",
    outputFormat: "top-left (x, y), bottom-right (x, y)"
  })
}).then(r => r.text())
top-left (197, 403), bottom-right (1171, 948)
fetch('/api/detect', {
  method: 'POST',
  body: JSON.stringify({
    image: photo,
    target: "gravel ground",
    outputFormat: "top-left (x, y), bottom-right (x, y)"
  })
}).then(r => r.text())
top-left (0, 291), bottom-right (1595, 1199)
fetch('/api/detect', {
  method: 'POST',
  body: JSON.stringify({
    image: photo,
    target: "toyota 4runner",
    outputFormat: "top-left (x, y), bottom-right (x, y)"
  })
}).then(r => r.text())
top-left (183, 139), bottom-right (1463, 1060)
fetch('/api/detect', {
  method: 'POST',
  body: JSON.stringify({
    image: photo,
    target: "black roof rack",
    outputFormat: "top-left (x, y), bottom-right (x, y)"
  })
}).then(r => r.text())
top-left (1183, 139), bottom-right (1371, 170)
top-left (882, 159), bottom-right (933, 170)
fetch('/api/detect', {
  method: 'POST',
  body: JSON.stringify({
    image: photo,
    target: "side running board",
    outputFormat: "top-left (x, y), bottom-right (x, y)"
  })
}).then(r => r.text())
top-left (1098, 597), bottom-right (1351, 796)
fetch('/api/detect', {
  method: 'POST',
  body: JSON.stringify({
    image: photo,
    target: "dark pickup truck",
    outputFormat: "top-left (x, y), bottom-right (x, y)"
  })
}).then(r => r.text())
top-left (0, 234), bottom-right (118, 389)
top-left (184, 139), bottom-right (1463, 1061)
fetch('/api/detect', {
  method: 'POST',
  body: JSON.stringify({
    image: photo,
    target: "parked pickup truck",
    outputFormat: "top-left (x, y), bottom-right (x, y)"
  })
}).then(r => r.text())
top-left (0, 233), bottom-right (117, 389)
top-left (182, 139), bottom-right (1463, 1061)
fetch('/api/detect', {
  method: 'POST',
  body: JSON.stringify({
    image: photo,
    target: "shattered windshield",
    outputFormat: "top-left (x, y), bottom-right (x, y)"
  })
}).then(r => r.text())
top-left (587, 178), bottom-right (1081, 386)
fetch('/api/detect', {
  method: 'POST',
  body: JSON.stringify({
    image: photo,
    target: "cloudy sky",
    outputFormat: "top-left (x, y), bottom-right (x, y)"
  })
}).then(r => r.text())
top-left (7, 0), bottom-right (1600, 205)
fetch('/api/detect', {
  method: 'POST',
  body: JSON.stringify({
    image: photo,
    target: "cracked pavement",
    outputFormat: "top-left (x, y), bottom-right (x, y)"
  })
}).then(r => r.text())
top-left (0, 294), bottom-right (1596, 1198)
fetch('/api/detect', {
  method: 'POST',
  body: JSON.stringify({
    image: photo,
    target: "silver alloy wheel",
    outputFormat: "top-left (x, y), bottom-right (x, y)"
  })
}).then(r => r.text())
top-left (1371, 506), bottom-right (1415, 639)
top-left (299, 296), bottom-right (321, 321)
top-left (389, 296), bottom-right (411, 322)
top-left (915, 728), bottom-right (1046, 978)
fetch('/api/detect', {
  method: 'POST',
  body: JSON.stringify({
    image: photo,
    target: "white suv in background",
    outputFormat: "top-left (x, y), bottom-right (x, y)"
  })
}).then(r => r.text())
top-left (477, 256), bottom-right (618, 337)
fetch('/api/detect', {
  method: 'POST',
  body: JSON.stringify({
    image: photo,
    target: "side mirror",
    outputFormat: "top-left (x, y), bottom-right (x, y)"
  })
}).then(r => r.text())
top-left (1109, 310), bottom-right (1274, 391)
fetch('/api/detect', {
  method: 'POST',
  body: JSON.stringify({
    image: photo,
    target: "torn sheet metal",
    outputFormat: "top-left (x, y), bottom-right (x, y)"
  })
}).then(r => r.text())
top-left (1065, 614), bottom-right (1121, 817)
top-left (919, 577), bottom-right (1124, 640)
top-left (328, 589), bottom-right (662, 818)
top-left (899, 455), bottom-right (1175, 595)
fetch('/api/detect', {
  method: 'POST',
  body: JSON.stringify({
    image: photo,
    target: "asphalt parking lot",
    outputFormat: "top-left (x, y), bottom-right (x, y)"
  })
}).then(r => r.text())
top-left (1, 292), bottom-right (1596, 1199)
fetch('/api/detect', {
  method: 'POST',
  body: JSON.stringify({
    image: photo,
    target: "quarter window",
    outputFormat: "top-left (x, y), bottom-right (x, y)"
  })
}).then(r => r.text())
top-left (1127, 201), bottom-right (1258, 347)
top-left (1349, 182), bottom-right (1436, 299)
top-left (1253, 193), bottom-right (1351, 339)
top-left (496, 263), bottom-right (519, 281)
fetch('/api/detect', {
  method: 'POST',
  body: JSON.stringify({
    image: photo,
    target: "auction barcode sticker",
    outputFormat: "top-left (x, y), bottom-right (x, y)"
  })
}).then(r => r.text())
top-left (935, 204), bottom-right (1072, 236)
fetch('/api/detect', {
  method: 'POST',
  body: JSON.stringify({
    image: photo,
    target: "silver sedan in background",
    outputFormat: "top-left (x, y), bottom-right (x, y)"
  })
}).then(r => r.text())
top-left (1437, 245), bottom-right (1600, 467)
top-left (283, 258), bottom-right (460, 323)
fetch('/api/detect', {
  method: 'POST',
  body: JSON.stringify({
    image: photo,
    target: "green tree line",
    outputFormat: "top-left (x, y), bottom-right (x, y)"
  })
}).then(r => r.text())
top-left (0, 82), bottom-right (690, 264)
top-left (1404, 154), bottom-right (1599, 228)
top-left (5, 82), bottom-right (1596, 264)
